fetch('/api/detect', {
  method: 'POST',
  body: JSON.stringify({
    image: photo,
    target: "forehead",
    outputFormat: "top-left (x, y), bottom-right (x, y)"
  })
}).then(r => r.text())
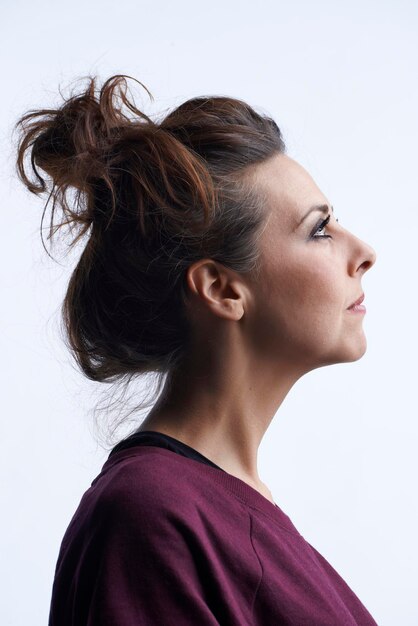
top-left (254, 153), bottom-right (329, 227)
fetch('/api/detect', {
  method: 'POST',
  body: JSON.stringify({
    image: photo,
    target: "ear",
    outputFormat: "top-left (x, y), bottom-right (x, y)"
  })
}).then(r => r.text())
top-left (184, 259), bottom-right (246, 321)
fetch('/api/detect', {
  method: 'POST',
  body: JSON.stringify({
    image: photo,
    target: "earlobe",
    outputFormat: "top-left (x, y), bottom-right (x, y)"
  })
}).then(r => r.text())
top-left (222, 298), bottom-right (245, 321)
top-left (234, 303), bottom-right (245, 321)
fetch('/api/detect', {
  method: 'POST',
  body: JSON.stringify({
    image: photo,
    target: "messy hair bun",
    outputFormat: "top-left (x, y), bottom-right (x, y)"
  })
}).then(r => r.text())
top-left (15, 74), bottom-right (285, 428)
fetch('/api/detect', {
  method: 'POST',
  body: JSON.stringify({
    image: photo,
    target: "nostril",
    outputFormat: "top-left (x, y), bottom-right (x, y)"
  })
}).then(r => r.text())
top-left (361, 244), bottom-right (377, 272)
top-left (360, 259), bottom-right (374, 273)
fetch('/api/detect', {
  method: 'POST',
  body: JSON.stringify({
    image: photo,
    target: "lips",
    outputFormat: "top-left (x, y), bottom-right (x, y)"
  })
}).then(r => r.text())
top-left (347, 293), bottom-right (364, 309)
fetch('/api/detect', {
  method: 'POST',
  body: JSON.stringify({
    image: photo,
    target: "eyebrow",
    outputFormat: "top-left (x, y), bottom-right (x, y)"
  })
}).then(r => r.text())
top-left (297, 203), bottom-right (334, 227)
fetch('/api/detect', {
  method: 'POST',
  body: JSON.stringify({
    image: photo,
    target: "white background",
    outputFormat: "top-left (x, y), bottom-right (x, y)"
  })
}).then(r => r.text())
top-left (1, 1), bottom-right (417, 624)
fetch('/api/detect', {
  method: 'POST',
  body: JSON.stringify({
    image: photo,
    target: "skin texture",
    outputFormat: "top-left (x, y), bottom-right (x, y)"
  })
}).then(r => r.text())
top-left (137, 153), bottom-right (377, 503)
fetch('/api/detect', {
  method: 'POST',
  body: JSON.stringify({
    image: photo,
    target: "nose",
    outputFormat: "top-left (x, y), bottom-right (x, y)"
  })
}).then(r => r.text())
top-left (348, 235), bottom-right (377, 276)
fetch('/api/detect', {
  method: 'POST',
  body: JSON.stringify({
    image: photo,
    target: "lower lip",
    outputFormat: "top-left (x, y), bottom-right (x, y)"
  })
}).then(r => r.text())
top-left (347, 304), bottom-right (366, 314)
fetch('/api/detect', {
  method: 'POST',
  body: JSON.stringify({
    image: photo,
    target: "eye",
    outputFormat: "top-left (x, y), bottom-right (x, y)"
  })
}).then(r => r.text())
top-left (311, 214), bottom-right (339, 240)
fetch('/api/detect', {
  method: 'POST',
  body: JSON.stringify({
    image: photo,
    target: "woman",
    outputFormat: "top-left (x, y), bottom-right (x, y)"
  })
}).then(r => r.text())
top-left (15, 74), bottom-right (378, 625)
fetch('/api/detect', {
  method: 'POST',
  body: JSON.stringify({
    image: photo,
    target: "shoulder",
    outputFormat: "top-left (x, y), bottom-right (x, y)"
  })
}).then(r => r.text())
top-left (88, 448), bottom-right (214, 530)
top-left (85, 447), bottom-right (250, 539)
top-left (60, 447), bottom-right (257, 592)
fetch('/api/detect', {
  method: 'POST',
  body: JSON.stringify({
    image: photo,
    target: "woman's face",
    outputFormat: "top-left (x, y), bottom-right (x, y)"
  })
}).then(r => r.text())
top-left (249, 153), bottom-right (377, 372)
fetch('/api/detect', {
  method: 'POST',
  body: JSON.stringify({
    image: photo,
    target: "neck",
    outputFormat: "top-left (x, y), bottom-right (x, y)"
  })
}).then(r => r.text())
top-left (137, 337), bottom-right (306, 492)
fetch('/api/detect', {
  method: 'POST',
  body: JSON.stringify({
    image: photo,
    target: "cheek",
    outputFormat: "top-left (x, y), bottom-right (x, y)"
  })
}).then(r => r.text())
top-left (257, 257), bottom-right (345, 352)
top-left (274, 260), bottom-right (341, 317)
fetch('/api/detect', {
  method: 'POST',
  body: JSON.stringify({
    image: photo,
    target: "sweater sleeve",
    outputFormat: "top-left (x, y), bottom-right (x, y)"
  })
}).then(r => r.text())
top-left (73, 480), bottom-right (222, 626)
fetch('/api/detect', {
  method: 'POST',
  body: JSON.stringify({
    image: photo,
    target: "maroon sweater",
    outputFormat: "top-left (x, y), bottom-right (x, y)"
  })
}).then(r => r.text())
top-left (48, 432), bottom-right (378, 625)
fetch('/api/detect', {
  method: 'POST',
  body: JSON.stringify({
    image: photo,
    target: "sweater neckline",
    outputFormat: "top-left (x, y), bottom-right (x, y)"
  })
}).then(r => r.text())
top-left (102, 443), bottom-right (301, 537)
top-left (109, 429), bottom-right (226, 471)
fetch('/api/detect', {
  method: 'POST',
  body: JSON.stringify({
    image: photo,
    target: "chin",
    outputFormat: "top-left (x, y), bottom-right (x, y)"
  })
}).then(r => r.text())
top-left (311, 336), bottom-right (368, 369)
top-left (334, 336), bottom-right (368, 364)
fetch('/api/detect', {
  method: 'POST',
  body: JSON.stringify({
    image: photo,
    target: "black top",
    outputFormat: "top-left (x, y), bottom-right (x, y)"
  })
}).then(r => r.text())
top-left (109, 430), bottom-right (226, 472)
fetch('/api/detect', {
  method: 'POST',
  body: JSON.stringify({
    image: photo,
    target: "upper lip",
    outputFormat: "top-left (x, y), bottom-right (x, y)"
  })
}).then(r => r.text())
top-left (347, 293), bottom-right (364, 309)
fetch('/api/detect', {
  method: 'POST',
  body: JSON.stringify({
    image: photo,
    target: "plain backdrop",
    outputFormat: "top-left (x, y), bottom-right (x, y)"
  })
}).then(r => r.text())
top-left (1, 1), bottom-right (417, 624)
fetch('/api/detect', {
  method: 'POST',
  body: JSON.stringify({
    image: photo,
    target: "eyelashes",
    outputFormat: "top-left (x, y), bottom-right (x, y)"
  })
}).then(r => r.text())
top-left (311, 214), bottom-right (339, 240)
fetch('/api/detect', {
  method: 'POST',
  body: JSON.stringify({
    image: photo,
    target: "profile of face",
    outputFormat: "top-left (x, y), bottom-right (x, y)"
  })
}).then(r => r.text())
top-left (248, 153), bottom-right (377, 373)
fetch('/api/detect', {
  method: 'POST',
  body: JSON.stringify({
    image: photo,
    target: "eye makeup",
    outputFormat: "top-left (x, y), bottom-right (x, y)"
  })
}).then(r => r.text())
top-left (311, 214), bottom-right (332, 240)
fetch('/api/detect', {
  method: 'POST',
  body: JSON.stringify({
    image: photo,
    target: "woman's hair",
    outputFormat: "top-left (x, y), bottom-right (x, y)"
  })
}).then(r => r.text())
top-left (14, 74), bottom-right (285, 440)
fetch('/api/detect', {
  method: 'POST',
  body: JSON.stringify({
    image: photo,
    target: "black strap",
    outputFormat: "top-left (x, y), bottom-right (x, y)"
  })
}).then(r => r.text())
top-left (108, 430), bottom-right (226, 472)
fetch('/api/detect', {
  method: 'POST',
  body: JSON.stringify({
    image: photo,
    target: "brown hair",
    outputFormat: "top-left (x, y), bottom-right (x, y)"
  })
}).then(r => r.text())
top-left (14, 74), bottom-right (285, 438)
